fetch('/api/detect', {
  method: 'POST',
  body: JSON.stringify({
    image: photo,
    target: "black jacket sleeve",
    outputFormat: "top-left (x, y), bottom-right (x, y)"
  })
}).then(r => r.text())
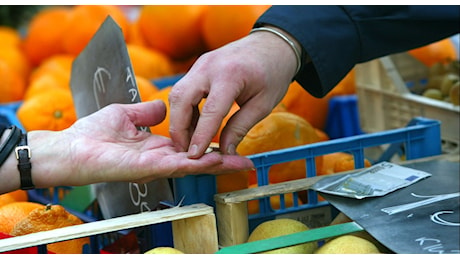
top-left (255, 5), bottom-right (460, 98)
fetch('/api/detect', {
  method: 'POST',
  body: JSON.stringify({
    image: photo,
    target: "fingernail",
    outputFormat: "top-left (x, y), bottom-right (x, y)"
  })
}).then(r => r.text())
top-left (188, 144), bottom-right (198, 157)
top-left (226, 143), bottom-right (236, 155)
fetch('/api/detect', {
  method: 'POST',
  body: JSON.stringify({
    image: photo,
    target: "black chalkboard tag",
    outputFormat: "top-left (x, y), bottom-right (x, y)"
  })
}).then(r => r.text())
top-left (70, 16), bottom-right (174, 219)
top-left (321, 158), bottom-right (459, 254)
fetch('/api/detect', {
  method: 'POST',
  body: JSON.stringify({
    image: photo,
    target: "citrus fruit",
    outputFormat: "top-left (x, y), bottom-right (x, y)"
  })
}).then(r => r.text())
top-left (280, 81), bottom-right (330, 130)
top-left (0, 45), bottom-right (32, 81)
top-left (0, 190), bottom-right (29, 208)
top-left (11, 204), bottom-right (90, 254)
top-left (408, 37), bottom-right (457, 67)
top-left (314, 235), bottom-right (380, 254)
top-left (144, 246), bottom-right (184, 254)
top-left (127, 44), bottom-right (175, 80)
top-left (0, 201), bottom-right (43, 235)
top-left (0, 26), bottom-right (21, 48)
top-left (236, 111), bottom-right (322, 185)
top-left (17, 88), bottom-right (77, 131)
top-left (201, 5), bottom-right (271, 50)
top-left (0, 59), bottom-right (26, 103)
top-left (136, 75), bottom-right (159, 101)
top-left (138, 5), bottom-right (208, 60)
top-left (22, 6), bottom-right (72, 66)
top-left (318, 152), bottom-right (372, 176)
top-left (148, 86), bottom-right (172, 137)
top-left (62, 5), bottom-right (129, 56)
top-left (248, 218), bottom-right (317, 253)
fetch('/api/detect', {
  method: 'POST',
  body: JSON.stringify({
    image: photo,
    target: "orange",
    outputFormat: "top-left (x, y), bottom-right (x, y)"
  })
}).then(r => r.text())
top-left (327, 69), bottom-right (356, 97)
top-left (0, 201), bottom-right (43, 235)
top-left (28, 54), bottom-right (75, 86)
top-left (318, 152), bottom-right (372, 176)
top-left (62, 5), bottom-right (129, 56)
top-left (408, 38), bottom-right (457, 67)
top-left (0, 190), bottom-right (29, 208)
top-left (136, 75), bottom-right (160, 101)
top-left (127, 44), bottom-right (175, 80)
top-left (23, 74), bottom-right (69, 101)
top-left (138, 5), bottom-right (208, 60)
top-left (11, 204), bottom-right (90, 254)
top-left (0, 45), bottom-right (32, 81)
top-left (148, 86), bottom-right (172, 137)
top-left (126, 20), bottom-right (147, 47)
top-left (280, 81), bottom-right (330, 130)
top-left (0, 60), bottom-right (26, 103)
top-left (315, 128), bottom-right (330, 142)
top-left (22, 6), bottom-right (72, 66)
top-left (0, 26), bottom-right (21, 48)
top-left (201, 5), bottom-right (271, 51)
top-left (237, 111), bottom-right (323, 185)
top-left (17, 88), bottom-right (77, 131)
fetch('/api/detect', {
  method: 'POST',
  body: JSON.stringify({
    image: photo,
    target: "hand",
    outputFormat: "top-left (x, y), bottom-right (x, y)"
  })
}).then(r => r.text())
top-left (23, 101), bottom-right (253, 190)
top-left (169, 28), bottom-right (299, 158)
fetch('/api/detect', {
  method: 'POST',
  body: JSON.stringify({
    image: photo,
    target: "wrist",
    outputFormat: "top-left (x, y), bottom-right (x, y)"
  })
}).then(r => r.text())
top-left (250, 25), bottom-right (303, 80)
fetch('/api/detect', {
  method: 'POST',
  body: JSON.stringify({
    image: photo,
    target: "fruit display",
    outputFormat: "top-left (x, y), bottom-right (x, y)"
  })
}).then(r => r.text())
top-left (1, 5), bottom-right (458, 255)
top-left (421, 59), bottom-right (460, 105)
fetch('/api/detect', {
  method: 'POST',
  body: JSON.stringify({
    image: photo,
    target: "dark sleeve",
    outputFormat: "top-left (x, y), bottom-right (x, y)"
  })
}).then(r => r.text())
top-left (255, 5), bottom-right (460, 98)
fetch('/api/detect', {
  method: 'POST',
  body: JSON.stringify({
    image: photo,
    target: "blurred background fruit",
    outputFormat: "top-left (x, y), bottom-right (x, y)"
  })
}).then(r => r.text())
top-left (22, 6), bottom-right (72, 66)
top-left (138, 5), bottom-right (208, 61)
top-left (61, 5), bottom-right (129, 56)
top-left (408, 37), bottom-right (457, 67)
top-left (201, 5), bottom-right (271, 50)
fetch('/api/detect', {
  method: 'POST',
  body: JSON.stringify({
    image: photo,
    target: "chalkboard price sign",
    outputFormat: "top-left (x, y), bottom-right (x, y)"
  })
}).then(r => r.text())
top-left (70, 16), bottom-right (174, 219)
top-left (321, 157), bottom-right (459, 254)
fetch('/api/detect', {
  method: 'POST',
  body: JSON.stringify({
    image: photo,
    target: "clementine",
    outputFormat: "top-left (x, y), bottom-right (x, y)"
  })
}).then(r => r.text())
top-left (0, 26), bottom-right (21, 48)
top-left (0, 190), bottom-right (29, 208)
top-left (280, 81), bottom-right (330, 130)
top-left (127, 44), bottom-right (175, 80)
top-left (22, 6), bottom-right (72, 66)
top-left (138, 5), bottom-right (208, 60)
top-left (318, 152), bottom-right (372, 176)
top-left (126, 20), bottom-right (147, 47)
top-left (11, 204), bottom-right (90, 254)
top-left (28, 54), bottom-right (74, 86)
top-left (0, 60), bottom-right (26, 103)
top-left (17, 88), bottom-right (77, 131)
top-left (0, 201), bottom-right (43, 235)
top-left (327, 69), bottom-right (356, 97)
top-left (0, 45), bottom-right (32, 81)
top-left (201, 5), bottom-right (271, 51)
top-left (237, 111), bottom-right (322, 184)
top-left (62, 5), bottom-right (129, 56)
top-left (148, 86), bottom-right (172, 137)
top-left (408, 37), bottom-right (457, 67)
top-left (136, 75), bottom-right (160, 101)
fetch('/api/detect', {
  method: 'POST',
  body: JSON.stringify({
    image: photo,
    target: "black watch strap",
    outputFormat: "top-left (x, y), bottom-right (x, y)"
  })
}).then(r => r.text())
top-left (0, 125), bottom-right (22, 166)
top-left (15, 133), bottom-right (35, 190)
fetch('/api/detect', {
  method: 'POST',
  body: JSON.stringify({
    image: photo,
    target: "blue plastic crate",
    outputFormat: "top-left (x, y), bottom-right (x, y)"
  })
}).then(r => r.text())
top-left (0, 101), bottom-right (25, 132)
top-left (173, 117), bottom-right (442, 230)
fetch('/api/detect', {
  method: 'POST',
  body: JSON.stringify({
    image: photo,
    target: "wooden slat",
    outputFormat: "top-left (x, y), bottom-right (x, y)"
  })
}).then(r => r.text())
top-left (216, 201), bottom-right (249, 247)
top-left (0, 203), bottom-right (213, 253)
top-left (172, 213), bottom-right (219, 253)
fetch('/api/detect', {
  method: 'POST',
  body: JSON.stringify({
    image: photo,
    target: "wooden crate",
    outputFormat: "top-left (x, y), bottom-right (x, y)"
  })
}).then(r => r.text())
top-left (0, 203), bottom-right (218, 254)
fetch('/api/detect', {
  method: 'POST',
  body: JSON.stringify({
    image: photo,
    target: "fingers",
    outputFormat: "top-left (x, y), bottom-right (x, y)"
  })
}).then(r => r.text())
top-left (186, 85), bottom-right (238, 158)
top-left (168, 74), bottom-right (206, 153)
top-left (116, 100), bottom-right (167, 127)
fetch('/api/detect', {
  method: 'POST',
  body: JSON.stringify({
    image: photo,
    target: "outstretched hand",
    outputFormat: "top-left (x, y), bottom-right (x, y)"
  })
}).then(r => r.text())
top-left (30, 101), bottom-right (254, 188)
